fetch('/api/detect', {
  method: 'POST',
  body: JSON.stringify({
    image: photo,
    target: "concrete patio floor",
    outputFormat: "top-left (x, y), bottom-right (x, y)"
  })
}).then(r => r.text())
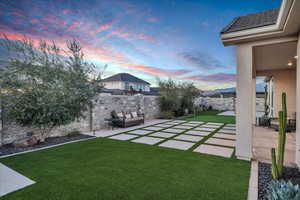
top-left (253, 126), bottom-right (296, 167)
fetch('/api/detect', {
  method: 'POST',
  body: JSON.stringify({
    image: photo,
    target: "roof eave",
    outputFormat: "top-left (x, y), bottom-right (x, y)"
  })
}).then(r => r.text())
top-left (221, 0), bottom-right (295, 46)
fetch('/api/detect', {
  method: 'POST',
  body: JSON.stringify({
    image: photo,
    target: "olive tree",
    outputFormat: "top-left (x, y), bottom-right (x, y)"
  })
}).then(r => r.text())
top-left (0, 36), bottom-right (103, 141)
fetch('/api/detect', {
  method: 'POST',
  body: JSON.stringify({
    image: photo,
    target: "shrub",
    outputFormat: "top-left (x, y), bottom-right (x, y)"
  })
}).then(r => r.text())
top-left (268, 180), bottom-right (300, 200)
top-left (158, 79), bottom-right (199, 117)
top-left (160, 111), bottom-right (175, 119)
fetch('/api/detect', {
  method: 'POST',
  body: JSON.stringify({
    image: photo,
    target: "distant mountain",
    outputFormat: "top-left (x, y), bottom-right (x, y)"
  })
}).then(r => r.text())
top-left (203, 83), bottom-right (265, 96)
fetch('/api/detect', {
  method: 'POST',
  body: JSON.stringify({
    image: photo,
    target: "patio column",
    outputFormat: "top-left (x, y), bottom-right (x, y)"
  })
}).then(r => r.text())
top-left (296, 34), bottom-right (300, 167)
top-left (236, 44), bottom-right (254, 160)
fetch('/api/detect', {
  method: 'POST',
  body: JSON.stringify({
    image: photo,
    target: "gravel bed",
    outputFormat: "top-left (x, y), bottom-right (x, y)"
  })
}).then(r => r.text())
top-left (258, 162), bottom-right (300, 200)
top-left (0, 134), bottom-right (95, 157)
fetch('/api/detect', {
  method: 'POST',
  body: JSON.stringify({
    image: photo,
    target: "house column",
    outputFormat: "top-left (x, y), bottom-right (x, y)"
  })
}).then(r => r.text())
top-left (296, 34), bottom-right (300, 167)
top-left (236, 44), bottom-right (255, 160)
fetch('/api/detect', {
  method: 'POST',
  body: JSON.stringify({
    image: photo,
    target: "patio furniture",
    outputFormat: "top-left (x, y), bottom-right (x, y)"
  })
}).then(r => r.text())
top-left (110, 110), bottom-right (144, 128)
top-left (269, 113), bottom-right (296, 132)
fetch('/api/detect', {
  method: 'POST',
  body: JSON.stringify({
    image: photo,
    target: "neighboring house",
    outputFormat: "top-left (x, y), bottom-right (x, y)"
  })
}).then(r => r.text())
top-left (221, 0), bottom-right (300, 167)
top-left (102, 73), bottom-right (151, 92)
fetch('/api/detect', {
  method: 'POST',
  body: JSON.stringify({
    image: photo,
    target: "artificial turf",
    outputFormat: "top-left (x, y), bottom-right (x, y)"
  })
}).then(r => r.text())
top-left (0, 137), bottom-right (249, 200)
top-left (181, 110), bottom-right (236, 124)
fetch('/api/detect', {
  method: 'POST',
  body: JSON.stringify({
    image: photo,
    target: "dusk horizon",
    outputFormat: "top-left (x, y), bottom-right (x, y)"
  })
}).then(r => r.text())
top-left (0, 0), bottom-right (281, 89)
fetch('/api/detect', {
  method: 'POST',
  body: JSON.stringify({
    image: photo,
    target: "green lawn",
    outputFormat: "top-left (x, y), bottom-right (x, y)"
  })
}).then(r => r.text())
top-left (0, 138), bottom-right (249, 200)
top-left (181, 110), bottom-right (236, 124)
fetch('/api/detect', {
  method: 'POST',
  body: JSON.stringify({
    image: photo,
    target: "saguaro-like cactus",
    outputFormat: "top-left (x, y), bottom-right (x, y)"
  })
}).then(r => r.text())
top-left (271, 92), bottom-right (287, 179)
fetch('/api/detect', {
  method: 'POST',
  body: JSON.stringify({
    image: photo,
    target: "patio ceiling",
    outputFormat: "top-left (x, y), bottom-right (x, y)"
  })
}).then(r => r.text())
top-left (254, 41), bottom-right (297, 76)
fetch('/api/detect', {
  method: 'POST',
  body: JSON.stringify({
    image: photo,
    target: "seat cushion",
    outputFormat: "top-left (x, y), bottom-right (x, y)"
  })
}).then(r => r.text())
top-left (131, 111), bottom-right (138, 118)
top-left (117, 113), bottom-right (124, 118)
top-left (125, 113), bottom-right (132, 119)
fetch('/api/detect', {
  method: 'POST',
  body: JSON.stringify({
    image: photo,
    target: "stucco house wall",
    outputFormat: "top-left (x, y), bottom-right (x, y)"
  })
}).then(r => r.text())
top-left (272, 70), bottom-right (296, 118)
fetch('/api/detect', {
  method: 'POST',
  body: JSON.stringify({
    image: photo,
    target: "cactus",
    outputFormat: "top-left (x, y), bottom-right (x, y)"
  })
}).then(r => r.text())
top-left (271, 92), bottom-right (287, 179)
top-left (271, 148), bottom-right (279, 179)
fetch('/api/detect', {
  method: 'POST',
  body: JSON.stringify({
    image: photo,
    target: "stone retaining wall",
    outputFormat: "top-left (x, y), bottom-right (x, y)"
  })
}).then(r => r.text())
top-left (0, 95), bottom-right (264, 146)
top-left (0, 94), bottom-right (160, 146)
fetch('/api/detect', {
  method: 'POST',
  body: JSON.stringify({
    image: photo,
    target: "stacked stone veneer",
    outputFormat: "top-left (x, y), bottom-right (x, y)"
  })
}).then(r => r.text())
top-left (0, 94), bottom-right (160, 146)
top-left (0, 95), bottom-right (264, 146)
top-left (194, 97), bottom-right (265, 112)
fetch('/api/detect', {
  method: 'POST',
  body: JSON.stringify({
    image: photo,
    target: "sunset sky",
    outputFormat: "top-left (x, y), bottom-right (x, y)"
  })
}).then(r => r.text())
top-left (0, 0), bottom-right (281, 90)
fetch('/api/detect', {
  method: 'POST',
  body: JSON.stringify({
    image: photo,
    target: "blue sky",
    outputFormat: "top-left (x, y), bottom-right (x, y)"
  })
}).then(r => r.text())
top-left (0, 0), bottom-right (281, 89)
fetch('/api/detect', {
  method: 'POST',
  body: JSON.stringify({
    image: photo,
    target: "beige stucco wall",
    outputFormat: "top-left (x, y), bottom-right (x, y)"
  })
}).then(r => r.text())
top-left (272, 70), bottom-right (296, 118)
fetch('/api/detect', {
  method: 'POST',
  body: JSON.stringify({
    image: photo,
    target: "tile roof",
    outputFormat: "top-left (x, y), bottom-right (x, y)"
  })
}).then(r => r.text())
top-left (102, 73), bottom-right (150, 85)
top-left (221, 8), bottom-right (279, 34)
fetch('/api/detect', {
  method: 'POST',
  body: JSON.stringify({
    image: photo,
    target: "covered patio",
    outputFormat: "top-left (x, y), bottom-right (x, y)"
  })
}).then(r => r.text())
top-left (221, 0), bottom-right (300, 167)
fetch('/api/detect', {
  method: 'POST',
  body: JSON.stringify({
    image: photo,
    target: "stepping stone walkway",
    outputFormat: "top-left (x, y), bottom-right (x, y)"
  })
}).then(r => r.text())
top-left (143, 126), bottom-right (163, 131)
top-left (182, 123), bottom-right (199, 127)
top-left (0, 163), bottom-right (36, 197)
top-left (104, 120), bottom-right (235, 159)
top-left (218, 129), bottom-right (236, 134)
top-left (226, 124), bottom-right (236, 127)
top-left (163, 128), bottom-right (184, 134)
top-left (174, 134), bottom-right (203, 142)
top-left (205, 138), bottom-right (235, 147)
top-left (194, 127), bottom-right (216, 132)
top-left (164, 122), bottom-right (181, 125)
top-left (186, 121), bottom-right (204, 124)
top-left (206, 122), bottom-right (224, 125)
top-left (159, 140), bottom-right (195, 150)
top-left (154, 124), bottom-right (172, 128)
top-left (213, 133), bottom-right (236, 140)
top-left (132, 136), bottom-right (164, 145)
top-left (150, 132), bottom-right (176, 138)
top-left (193, 144), bottom-right (234, 158)
top-left (185, 130), bottom-right (211, 136)
top-left (173, 125), bottom-right (193, 130)
top-left (173, 120), bottom-right (186, 123)
top-left (95, 131), bottom-right (119, 137)
top-left (109, 134), bottom-right (138, 141)
top-left (222, 126), bottom-right (236, 130)
top-left (128, 130), bottom-right (153, 135)
top-left (201, 125), bottom-right (221, 128)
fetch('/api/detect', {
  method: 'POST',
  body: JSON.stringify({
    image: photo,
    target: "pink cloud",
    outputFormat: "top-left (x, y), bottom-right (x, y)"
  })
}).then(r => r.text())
top-left (67, 20), bottom-right (81, 32)
top-left (30, 19), bottom-right (39, 24)
top-left (109, 29), bottom-right (131, 40)
top-left (62, 9), bottom-right (71, 14)
top-left (120, 62), bottom-right (190, 77)
top-left (90, 23), bottom-right (113, 35)
top-left (10, 11), bottom-right (26, 18)
top-left (0, 30), bottom-right (188, 80)
top-left (137, 33), bottom-right (156, 43)
top-left (184, 73), bottom-right (236, 83)
top-left (43, 15), bottom-right (68, 29)
top-left (147, 17), bottom-right (159, 23)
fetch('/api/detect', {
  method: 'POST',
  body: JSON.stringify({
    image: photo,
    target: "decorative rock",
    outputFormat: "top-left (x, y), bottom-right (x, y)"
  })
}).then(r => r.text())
top-left (13, 136), bottom-right (38, 148)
